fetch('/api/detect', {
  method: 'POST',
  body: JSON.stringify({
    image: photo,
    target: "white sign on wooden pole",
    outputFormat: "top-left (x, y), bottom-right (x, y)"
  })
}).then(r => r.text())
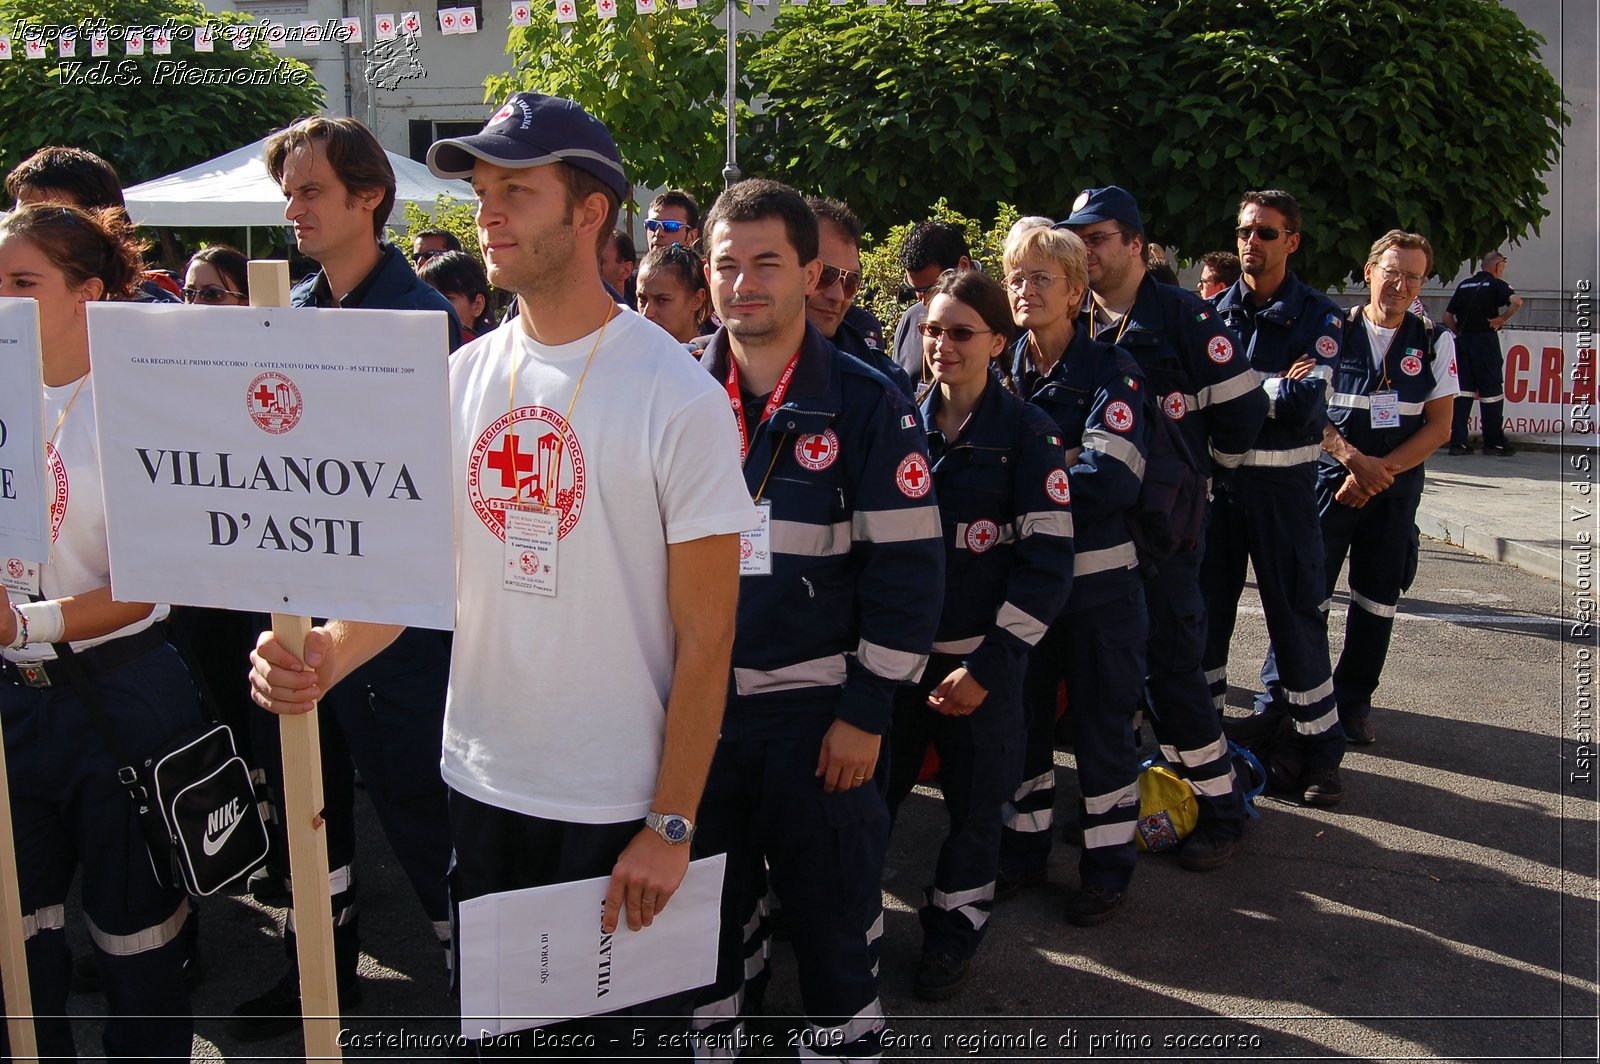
top-left (85, 301), bottom-right (456, 628)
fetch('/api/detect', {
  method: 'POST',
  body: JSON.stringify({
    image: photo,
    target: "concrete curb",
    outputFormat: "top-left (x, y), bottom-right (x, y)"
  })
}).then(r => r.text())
top-left (1415, 503), bottom-right (1572, 586)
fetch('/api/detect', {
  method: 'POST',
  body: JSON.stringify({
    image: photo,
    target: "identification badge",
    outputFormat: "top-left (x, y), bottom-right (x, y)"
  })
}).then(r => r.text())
top-left (1, 559), bottom-right (41, 597)
top-left (739, 501), bottom-right (772, 577)
top-left (502, 505), bottom-right (560, 597)
top-left (1370, 390), bottom-right (1401, 429)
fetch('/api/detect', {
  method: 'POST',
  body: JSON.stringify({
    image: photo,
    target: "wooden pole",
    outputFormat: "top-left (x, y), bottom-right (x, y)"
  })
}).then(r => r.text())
top-left (0, 725), bottom-right (39, 1063)
top-left (250, 260), bottom-right (344, 1060)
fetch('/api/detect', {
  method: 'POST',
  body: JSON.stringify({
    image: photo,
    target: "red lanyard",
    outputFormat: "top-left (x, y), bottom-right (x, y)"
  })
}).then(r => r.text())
top-left (726, 348), bottom-right (801, 464)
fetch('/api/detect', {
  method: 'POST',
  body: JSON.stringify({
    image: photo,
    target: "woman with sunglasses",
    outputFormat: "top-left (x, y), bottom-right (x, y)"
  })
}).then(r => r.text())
top-left (993, 225), bottom-right (1151, 928)
top-left (0, 205), bottom-right (200, 1062)
top-left (183, 244), bottom-right (248, 306)
top-left (636, 243), bottom-right (713, 345)
top-left (883, 268), bottom-right (1075, 999)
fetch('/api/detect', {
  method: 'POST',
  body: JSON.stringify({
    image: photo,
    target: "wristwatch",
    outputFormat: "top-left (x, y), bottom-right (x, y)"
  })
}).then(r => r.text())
top-left (645, 811), bottom-right (695, 845)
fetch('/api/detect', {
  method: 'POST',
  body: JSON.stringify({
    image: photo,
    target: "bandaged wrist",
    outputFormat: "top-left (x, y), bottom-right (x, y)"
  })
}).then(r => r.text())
top-left (16, 600), bottom-right (65, 646)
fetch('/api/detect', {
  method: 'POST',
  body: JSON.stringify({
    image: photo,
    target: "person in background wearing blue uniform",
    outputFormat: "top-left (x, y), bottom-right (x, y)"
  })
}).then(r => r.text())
top-left (230, 116), bottom-right (461, 1039)
top-left (885, 269), bottom-right (1075, 999)
top-left (1206, 189), bottom-right (1348, 806)
top-left (0, 204), bottom-right (199, 1063)
top-left (1444, 251), bottom-right (1522, 456)
top-left (805, 197), bottom-right (913, 402)
top-left (1061, 186), bottom-right (1267, 871)
top-left (1315, 231), bottom-right (1459, 744)
top-left (892, 221), bottom-right (972, 384)
top-left (994, 225), bottom-right (1150, 926)
top-left (691, 180), bottom-right (942, 1060)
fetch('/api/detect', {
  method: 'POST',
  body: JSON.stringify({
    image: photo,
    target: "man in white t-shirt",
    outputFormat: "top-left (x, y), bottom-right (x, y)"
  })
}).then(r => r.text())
top-left (249, 93), bottom-right (754, 1053)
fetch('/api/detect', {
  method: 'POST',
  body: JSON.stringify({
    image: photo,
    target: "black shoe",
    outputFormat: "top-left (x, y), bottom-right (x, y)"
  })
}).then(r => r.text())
top-left (1447, 444), bottom-right (1473, 456)
top-left (1342, 716), bottom-right (1377, 746)
top-left (1302, 766), bottom-right (1345, 807)
top-left (228, 972), bottom-right (363, 1042)
top-left (993, 865), bottom-right (1046, 902)
top-left (1178, 830), bottom-right (1242, 872)
top-left (913, 950), bottom-right (969, 1001)
top-left (1484, 444), bottom-right (1517, 456)
top-left (1065, 884), bottom-right (1126, 927)
top-left (248, 866), bottom-right (290, 906)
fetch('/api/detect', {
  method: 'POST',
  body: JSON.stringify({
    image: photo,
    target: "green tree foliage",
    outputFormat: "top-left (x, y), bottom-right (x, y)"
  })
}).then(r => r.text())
top-left (487, 5), bottom-right (752, 203)
top-left (750, 0), bottom-right (1567, 287)
top-left (400, 196), bottom-right (483, 266)
top-left (857, 197), bottom-right (1017, 330)
top-left (0, 0), bottom-right (323, 188)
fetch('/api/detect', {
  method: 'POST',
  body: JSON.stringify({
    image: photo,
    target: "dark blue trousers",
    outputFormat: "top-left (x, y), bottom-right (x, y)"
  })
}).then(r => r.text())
top-left (1, 644), bottom-right (197, 1063)
top-left (1451, 331), bottom-right (1507, 448)
top-left (886, 653), bottom-right (1024, 960)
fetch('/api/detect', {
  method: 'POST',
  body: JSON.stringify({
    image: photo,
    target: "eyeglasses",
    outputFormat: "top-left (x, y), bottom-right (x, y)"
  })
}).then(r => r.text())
top-left (182, 284), bottom-right (246, 305)
top-left (917, 322), bottom-right (993, 343)
top-left (1077, 230), bottom-right (1124, 250)
top-left (1377, 265), bottom-right (1426, 288)
top-left (645, 219), bottom-right (690, 235)
top-left (1003, 271), bottom-right (1066, 293)
top-left (415, 248), bottom-right (446, 264)
top-left (817, 263), bottom-right (861, 298)
top-left (1236, 226), bottom-right (1291, 242)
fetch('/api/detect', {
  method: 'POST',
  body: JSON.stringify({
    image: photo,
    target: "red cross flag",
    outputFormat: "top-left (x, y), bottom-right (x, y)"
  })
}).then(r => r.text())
top-left (125, 31), bottom-right (145, 55)
top-left (90, 31), bottom-right (108, 55)
top-left (340, 17), bottom-right (363, 42)
top-left (556, 0), bottom-right (578, 23)
top-left (58, 29), bottom-right (75, 57)
top-left (636, 0), bottom-right (657, 12)
top-left (597, 0), bottom-right (617, 19)
top-left (512, 2), bottom-right (533, 25)
top-left (438, 8), bottom-right (459, 34)
top-left (459, 8), bottom-right (477, 31)
top-left (402, 10), bottom-right (422, 35)
top-left (194, 25), bottom-right (213, 51)
top-left (0, 36), bottom-right (12, 61)
top-left (23, 36), bottom-right (46, 59)
top-left (152, 31), bottom-right (171, 54)
top-left (376, 13), bottom-right (397, 40)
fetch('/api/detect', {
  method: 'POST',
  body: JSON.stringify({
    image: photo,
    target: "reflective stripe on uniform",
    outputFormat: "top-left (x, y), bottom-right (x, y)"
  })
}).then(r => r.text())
top-left (929, 883), bottom-right (994, 930)
top-left (956, 522), bottom-right (1017, 550)
top-left (1013, 769), bottom-right (1054, 799)
top-left (1209, 442), bottom-right (1246, 469)
top-left (772, 519), bottom-right (851, 557)
top-left (856, 640), bottom-right (926, 684)
top-left (931, 635), bottom-right (985, 656)
top-left (1172, 735), bottom-right (1229, 767)
top-left (1204, 666), bottom-right (1227, 685)
top-left (1002, 806), bottom-right (1052, 832)
top-left (1282, 677), bottom-right (1335, 706)
top-left (1351, 590), bottom-right (1399, 618)
top-left (1185, 371), bottom-right (1261, 412)
top-left (734, 654), bottom-right (848, 696)
top-left (1083, 821), bottom-right (1138, 849)
top-left (1330, 393), bottom-right (1426, 415)
top-left (798, 999), bottom-right (885, 1059)
top-left (22, 903), bottom-right (65, 940)
top-left (1016, 510), bottom-right (1075, 540)
top-left (853, 507), bottom-right (941, 544)
top-left (1075, 543), bottom-right (1138, 576)
top-left (1294, 704), bottom-right (1341, 736)
top-left (1084, 429), bottom-right (1147, 481)
top-left (1083, 781), bottom-right (1139, 816)
top-left (1241, 443), bottom-right (1323, 467)
top-left (88, 899), bottom-right (187, 957)
top-left (995, 602), bottom-right (1049, 646)
top-left (1189, 771), bottom-right (1238, 798)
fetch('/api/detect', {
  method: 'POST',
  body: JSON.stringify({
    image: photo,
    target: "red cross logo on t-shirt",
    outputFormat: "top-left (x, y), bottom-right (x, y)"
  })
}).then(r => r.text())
top-left (487, 434), bottom-right (535, 489)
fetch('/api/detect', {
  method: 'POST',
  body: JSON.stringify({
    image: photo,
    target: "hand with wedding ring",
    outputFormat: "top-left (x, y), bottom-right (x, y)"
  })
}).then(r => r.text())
top-left (816, 718), bottom-right (880, 793)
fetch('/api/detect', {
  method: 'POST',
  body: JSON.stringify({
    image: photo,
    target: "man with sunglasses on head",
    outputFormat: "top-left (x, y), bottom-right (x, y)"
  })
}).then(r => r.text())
top-left (646, 187), bottom-right (702, 251)
top-left (805, 196), bottom-right (915, 403)
top-left (1058, 186), bottom-right (1267, 870)
top-left (892, 221), bottom-right (972, 381)
top-left (1205, 189), bottom-right (1348, 807)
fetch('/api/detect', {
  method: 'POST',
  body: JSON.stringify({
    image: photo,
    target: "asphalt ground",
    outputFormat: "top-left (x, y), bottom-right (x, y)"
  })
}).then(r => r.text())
top-left (51, 537), bottom-right (1599, 1062)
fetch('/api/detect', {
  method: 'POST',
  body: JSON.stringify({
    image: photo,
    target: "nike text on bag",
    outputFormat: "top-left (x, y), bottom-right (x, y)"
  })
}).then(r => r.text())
top-left (1127, 389), bottom-right (1207, 561)
top-left (146, 724), bottom-right (270, 896)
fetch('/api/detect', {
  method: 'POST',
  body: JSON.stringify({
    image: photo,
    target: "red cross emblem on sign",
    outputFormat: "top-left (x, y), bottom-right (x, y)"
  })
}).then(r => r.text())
top-left (461, 10), bottom-right (475, 26)
top-left (156, 33), bottom-right (167, 46)
top-left (516, 6), bottom-right (528, 16)
top-left (560, 3), bottom-right (573, 13)
top-left (794, 430), bottom-right (838, 471)
top-left (443, 12), bottom-right (456, 26)
top-left (379, 18), bottom-right (393, 31)
top-left (254, 384), bottom-right (278, 409)
top-left (601, 0), bottom-right (613, 10)
top-left (0, 40), bottom-right (11, 60)
top-left (128, 33), bottom-right (143, 46)
top-left (405, 14), bottom-right (418, 30)
top-left (488, 434), bottom-right (535, 489)
top-left (896, 453), bottom-right (931, 498)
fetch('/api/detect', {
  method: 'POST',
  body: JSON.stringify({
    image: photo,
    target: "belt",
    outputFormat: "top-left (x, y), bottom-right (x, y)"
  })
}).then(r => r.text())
top-left (2, 624), bottom-right (168, 690)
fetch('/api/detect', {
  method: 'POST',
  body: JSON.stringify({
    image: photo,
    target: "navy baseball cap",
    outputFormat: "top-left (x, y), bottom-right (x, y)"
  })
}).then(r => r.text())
top-left (427, 93), bottom-right (629, 204)
top-left (1057, 186), bottom-right (1144, 235)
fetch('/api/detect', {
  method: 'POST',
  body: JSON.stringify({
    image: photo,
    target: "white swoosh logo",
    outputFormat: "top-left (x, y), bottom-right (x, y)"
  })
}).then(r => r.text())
top-left (202, 812), bottom-right (244, 856)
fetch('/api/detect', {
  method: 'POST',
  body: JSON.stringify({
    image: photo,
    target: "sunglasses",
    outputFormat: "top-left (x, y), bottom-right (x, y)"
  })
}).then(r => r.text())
top-left (817, 263), bottom-right (861, 298)
top-left (182, 284), bottom-right (245, 305)
top-left (415, 248), bottom-right (447, 264)
top-left (645, 219), bottom-right (691, 234)
top-left (1236, 225), bottom-right (1291, 242)
top-left (917, 322), bottom-right (992, 343)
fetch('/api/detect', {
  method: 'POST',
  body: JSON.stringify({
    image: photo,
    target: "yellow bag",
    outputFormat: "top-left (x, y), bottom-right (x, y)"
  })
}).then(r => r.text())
top-left (1135, 760), bottom-right (1197, 852)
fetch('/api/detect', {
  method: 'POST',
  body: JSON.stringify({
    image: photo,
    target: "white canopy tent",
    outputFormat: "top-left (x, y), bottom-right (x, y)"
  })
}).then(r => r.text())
top-left (123, 136), bottom-right (471, 251)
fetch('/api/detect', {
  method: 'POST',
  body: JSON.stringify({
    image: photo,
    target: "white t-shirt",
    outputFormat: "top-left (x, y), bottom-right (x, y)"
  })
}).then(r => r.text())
top-left (3, 374), bottom-right (166, 664)
top-left (444, 307), bottom-right (754, 823)
top-left (1361, 317), bottom-right (1460, 402)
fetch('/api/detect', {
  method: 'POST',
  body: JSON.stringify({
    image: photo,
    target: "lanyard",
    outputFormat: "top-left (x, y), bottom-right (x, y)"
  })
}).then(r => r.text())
top-left (507, 306), bottom-right (614, 506)
top-left (48, 373), bottom-right (90, 452)
top-left (726, 347), bottom-right (801, 465)
top-left (1363, 309), bottom-right (1400, 391)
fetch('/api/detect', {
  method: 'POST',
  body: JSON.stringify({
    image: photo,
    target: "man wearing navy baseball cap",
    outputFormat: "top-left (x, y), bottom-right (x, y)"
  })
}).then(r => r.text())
top-left (250, 93), bottom-right (754, 1053)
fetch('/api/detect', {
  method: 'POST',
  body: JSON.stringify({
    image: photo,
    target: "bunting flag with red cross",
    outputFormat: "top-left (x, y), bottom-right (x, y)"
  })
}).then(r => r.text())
top-left (636, 0), bottom-right (658, 12)
top-left (340, 17), bottom-right (363, 42)
top-left (597, 0), bottom-right (618, 18)
top-left (439, 7), bottom-right (461, 34)
top-left (511, 2), bottom-right (534, 26)
top-left (401, 11), bottom-right (422, 36)
top-left (555, 0), bottom-right (579, 22)
top-left (194, 24), bottom-right (213, 51)
top-left (0, 36), bottom-right (12, 61)
top-left (23, 35), bottom-right (46, 59)
top-left (58, 28), bottom-right (75, 57)
top-left (459, 7), bottom-right (479, 31)
top-left (375, 12), bottom-right (398, 40)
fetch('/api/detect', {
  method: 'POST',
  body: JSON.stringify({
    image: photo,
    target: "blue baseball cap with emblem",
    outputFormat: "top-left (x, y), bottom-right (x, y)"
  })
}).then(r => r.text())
top-left (426, 92), bottom-right (629, 204)
top-left (1056, 185), bottom-right (1144, 235)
